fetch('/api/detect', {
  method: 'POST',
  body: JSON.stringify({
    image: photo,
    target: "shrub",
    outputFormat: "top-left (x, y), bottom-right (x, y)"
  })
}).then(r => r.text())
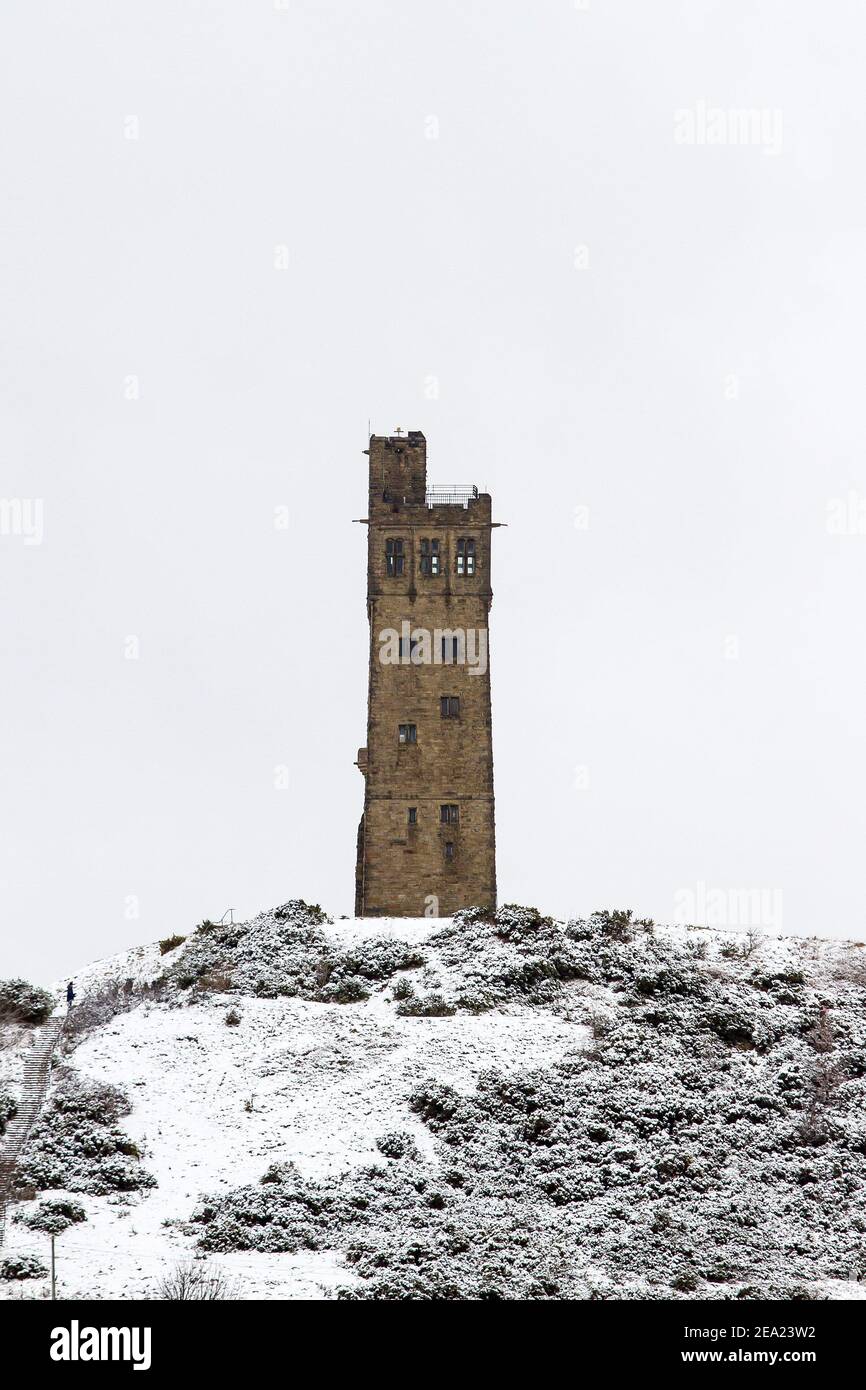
top-left (156, 1260), bottom-right (239, 1301)
top-left (224, 1008), bottom-right (241, 1027)
top-left (311, 939), bottom-right (425, 1006)
top-left (806, 1009), bottom-right (835, 1054)
top-left (396, 992), bottom-right (456, 1017)
top-left (752, 967), bottom-right (806, 992)
top-left (831, 954), bottom-right (866, 988)
top-left (701, 1001), bottom-right (756, 1047)
top-left (195, 973), bottom-right (233, 994)
top-left (376, 1131), bottom-right (420, 1160)
top-left (633, 948), bottom-right (707, 1000)
top-left (587, 1010), bottom-right (616, 1040)
top-left (14, 1075), bottom-right (156, 1196)
top-left (274, 901), bottom-right (327, 923)
top-left (164, 903), bottom-right (434, 1009)
top-left (0, 978), bottom-right (53, 1024)
top-left (171, 902), bottom-right (327, 999)
top-left (190, 1164), bottom-right (325, 1253)
top-left (318, 976), bottom-right (370, 1004)
top-left (335, 938), bottom-right (425, 981)
top-left (16, 1197), bottom-right (87, 1234)
top-left (391, 978), bottom-right (415, 1001)
top-left (0, 1085), bottom-right (17, 1135)
top-left (0, 1254), bottom-right (47, 1281)
top-left (590, 908), bottom-right (639, 942)
top-left (159, 934), bottom-right (187, 955)
top-left (428, 904), bottom-right (658, 1012)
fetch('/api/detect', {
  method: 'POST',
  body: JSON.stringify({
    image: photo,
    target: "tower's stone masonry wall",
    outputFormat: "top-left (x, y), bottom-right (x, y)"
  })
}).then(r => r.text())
top-left (355, 432), bottom-right (497, 917)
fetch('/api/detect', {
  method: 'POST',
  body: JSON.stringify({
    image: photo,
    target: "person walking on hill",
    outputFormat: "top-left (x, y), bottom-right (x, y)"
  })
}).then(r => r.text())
top-left (66, 981), bottom-right (75, 1012)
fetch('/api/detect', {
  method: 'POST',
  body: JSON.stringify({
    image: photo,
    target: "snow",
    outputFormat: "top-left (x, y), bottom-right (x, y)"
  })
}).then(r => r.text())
top-left (2, 916), bottom-right (583, 1300)
top-left (3, 906), bottom-right (866, 1301)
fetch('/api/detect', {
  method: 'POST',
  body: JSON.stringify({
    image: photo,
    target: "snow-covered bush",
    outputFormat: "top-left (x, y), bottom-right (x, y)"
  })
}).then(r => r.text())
top-left (317, 976), bottom-right (370, 1003)
top-left (335, 938), bottom-right (425, 981)
top-left (190, 1162), bottom-right (329, 1253)
top-left (376, 1131), bottom-right (421, 1160)
top-left (185, 917), bottom-right (866, 1299)
top-left (395, 991), bottom-right (456, 1017)
top-left (0, 1085), bottom-right (16, 1135)
top-left (428, 905), bottom-right (657, 1011)
top-left (14, 1075), bottom-right (156, 1196)
top-left (0, 1254), bottom-right (47, 1281)
top-left (16, 1196), bottom-right (87, 1234)
top-left (170, 903), bottom-right (327, 998)
top-left (0, 978), bottom-right (53, 1024)
top-left (167, 901), bottom-right (424, 1006)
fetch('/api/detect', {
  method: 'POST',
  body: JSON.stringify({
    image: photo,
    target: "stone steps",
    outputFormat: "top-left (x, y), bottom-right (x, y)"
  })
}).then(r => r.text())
top-left (0, 1016), bottom-right (65, 1246)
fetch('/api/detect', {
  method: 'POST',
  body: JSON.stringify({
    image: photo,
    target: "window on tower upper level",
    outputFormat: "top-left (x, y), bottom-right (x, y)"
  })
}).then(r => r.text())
top-left (456, 538), bottom-right (476, 576)
top-left (440, 803), bottom-right (459, 825)
top-left (440, 696), bottom-right (460, 719)
top-left (398, 723), bottom-right (417, 744)
top-left (408, 807), bottom-right (417, 825)
top-left (440, 634), bottom-right (462, 664)
top-left (419, 539), bottom-right (440, 575)
top-left (386, 538), bottom-right (405, 576)
top-left (444, 841), bottom-right (455, 861)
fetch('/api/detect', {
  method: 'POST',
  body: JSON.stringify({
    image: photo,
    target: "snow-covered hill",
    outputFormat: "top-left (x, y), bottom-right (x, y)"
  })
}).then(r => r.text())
top-left (2, 902), bottom-right (865, 1301)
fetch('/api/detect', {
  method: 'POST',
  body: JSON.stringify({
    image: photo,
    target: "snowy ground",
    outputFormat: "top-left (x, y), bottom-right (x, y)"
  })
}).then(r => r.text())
top-left (1, 917), bottom-right (585, 1300)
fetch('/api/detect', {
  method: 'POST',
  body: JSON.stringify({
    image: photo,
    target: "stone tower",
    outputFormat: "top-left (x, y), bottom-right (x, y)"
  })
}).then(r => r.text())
top-left (355, 431), bottom-right (497, 917)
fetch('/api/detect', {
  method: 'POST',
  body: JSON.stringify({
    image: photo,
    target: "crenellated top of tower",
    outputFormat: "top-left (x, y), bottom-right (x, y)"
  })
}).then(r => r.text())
top-left (365, 430), bottom-right (488, 515)
top-left (366, 431), bottom-right (427, 506)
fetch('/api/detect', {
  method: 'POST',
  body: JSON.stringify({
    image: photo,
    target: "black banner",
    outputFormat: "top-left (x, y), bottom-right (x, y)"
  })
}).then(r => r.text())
top-left (3, 1297), bottom-right (859, 1375)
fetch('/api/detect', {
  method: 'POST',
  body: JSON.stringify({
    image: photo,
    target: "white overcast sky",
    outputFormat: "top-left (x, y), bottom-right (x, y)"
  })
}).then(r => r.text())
top-left (2, 1), bottom-right (865, 982)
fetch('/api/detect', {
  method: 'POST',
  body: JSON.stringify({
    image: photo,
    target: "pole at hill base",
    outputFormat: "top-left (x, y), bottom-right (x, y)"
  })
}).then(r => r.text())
top-left (50, 1236), bottom-right (55, 1300)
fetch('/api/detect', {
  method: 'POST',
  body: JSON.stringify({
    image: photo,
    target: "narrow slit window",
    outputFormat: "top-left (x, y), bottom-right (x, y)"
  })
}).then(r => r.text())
top-left (386, 538), bottom-right (405, 577)
top-left (408, 807), bottom-right (417, 825)
top-left (456, 538), bottom-right (476, 576)
top-left (444, 841), bottom-right (455, 861)
top-left (440, 635), bottom-right (461, 663)
top-left (419, 539), bottom-right (440, 576)
top-left (440, 696), bottom-right (460, 718)
top-left (398, 724), bottom-right (417, 744)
